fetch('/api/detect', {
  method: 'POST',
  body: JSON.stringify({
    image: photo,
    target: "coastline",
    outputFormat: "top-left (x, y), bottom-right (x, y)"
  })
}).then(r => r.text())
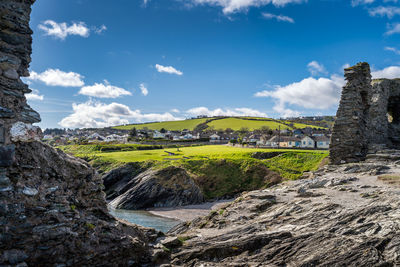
top-left (147, 199), bottom-right (233, 221)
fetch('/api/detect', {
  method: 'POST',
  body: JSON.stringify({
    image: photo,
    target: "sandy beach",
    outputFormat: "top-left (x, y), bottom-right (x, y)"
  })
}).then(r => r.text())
top-left (147, 199), bottom-right (233, 221)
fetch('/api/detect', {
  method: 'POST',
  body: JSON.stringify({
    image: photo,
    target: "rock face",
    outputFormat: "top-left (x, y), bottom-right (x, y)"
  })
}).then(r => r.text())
top-left (2, 142), bottom-right (156, 266)
top-left (0, 1), bottom-right (154, 266)
top-left (165, 156), bottom-right (400, 266)
top-left (330, 62), bottom-right (400, 164)
top-left (107, 165), bottom-right (204, 209)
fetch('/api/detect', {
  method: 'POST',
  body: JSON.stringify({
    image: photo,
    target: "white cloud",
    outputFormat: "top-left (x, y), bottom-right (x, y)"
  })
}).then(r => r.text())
top-left (385, 23), bottom-right (400, 35)
top-left (94, 24), bottom-right (107, 34)
top-left (155, 64), bottom-right (183, 75)
top-left (307, 61), bottom-right (327, 76)
top-left (186, 107), bottom-right (268, 117)
top-left (342, 63), bottom-right (351, 69)
top-left (79, 80), bottom-right (131, 98)
top-left (262, 12), bottom-right (294, 23)
top-left (255, 74), bottom-right (345, 117)
top-left (38, 20), bottom-right (107, 40)
top-left (26, 89), bottom-right (44, 101)
top-left (28, 69), bottom-right (84, 87)
top-left (351, 0), bottom-right (375, 7)
top-left (384, 46), bottom-right (400, 55)
top-left (369, 6), bottom-right (400, 18)
top-left (190, 0), bottom-right (305, 14)
top-left (38, 20), bottom-right (90, 40)
top-left (371, 65), bottom-right (400, 78)
top-left (143, 0), bottom-right (150, 6)
top-left (59, 100), bottom-right (182, 128)
top-left (140, 83), bottom-right (149, 96)
top-left (171, 108), bottom-right (180, 113)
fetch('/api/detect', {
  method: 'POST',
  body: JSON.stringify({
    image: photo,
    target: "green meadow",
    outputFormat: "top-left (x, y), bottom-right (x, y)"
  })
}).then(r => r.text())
top-left (113, 116), bottom-right (325, 131)
top-left (59, 144), bottom-right (328, 181)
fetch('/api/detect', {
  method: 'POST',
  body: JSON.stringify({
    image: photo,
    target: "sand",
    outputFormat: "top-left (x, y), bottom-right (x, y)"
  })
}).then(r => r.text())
top-left (147, 199), bottom-right (233, 221)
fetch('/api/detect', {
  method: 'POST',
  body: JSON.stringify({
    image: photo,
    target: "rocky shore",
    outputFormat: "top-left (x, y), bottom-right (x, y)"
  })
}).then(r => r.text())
top-left (153, 151), bottom-right (400, 266)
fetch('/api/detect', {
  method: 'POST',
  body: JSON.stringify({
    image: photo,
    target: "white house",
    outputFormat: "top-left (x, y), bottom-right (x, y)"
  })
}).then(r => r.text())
top-left (210, 133), bottom-right (220, 143)
top-left (42, 134), bottom-right (53, 140)
top-left (266, 136), bottom-right (279, 147)
top-left (88, 133), bottom-right (105, 142)
top-left (153, 131), bottom-right (166, 139)
top-left (183, 133), bottom-right (194, 140)
top-left (314, 136), bottom-right (330, 149)
top-left (300, 136), bottom-right (315, 148)
top-left (105, 134), bottom-right (125, 143)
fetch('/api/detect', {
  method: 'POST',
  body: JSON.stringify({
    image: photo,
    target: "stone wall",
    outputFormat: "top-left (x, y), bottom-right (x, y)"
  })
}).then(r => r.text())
top-left (0, 1), bottom-right (155, 265)
top-left (330, 62), bottom-right (400, 164)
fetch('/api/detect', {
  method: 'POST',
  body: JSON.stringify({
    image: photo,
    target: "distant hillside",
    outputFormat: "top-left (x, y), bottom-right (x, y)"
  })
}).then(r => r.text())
top-left (113, 117), bottom-right (326, 131)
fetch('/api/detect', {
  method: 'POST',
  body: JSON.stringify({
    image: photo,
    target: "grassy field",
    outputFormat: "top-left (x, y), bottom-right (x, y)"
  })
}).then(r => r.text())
top-left (91, 145), bottom-right (324, 162)
top-left (113, 116), bottom-right (326, 131)
top-left (113, 118), bottom-right (208, 131)
top-left (60, 144), bottom-right (328, 199)
top-left (207, 118), bottom-right (290, 131)
top-left (60, 144), bottom-right (328, 179)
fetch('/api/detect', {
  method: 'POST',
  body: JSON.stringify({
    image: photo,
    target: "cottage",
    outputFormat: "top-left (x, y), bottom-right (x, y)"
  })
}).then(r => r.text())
top-left (314, 136), bottom-right (330, 149)
top-left (210, 133), bottom-right (221, 143)
top-left (300, 136), bottom-right (315, 148)
top-left (266, 136), bottom-right (280, 147)
top-left (285, 136), bottom-right (301, 148)
top-left (87, 133), bottom-right (105, 142)
top-left (153, 131), bottom-right (166, 139)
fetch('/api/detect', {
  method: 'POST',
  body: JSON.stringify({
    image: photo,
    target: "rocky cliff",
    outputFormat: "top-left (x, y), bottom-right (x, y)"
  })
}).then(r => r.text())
top-left (162, 152), bottom-right (400, 266)
top-left (0, 1), bottom-right (155, 266)
top-left (105, 164), bottom-right (204, 209)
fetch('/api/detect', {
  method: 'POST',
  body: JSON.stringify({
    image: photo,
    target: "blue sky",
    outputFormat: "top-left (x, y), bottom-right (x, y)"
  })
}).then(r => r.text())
top-left (26, 0), bottom-right (400, 129)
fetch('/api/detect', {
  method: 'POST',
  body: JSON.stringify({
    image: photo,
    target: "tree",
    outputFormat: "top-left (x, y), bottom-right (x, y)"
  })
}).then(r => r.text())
top-left (160, 128), bottom-right (167, 133)
top-left (225, 128), bottom-right (234, 134)
top-left (129, 127), bottom-right (137, 138)
top-left (260, 126), bottom-right (270, 134)
top-left (238, 127), bottom-right (249, 135)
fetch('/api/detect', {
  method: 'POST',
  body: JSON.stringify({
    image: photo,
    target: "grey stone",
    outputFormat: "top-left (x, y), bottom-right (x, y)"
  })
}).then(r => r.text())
top-left (161, 236), bottom-right (182, 248)
top-left (3, 249), bottom-right (28, 264)
top-left (22, 186), bottom-right (38, 196)
top-left (0, 106), bottom-right (15, 118)
top-left (0, 125), bottom-right (5, 143)
top-left (330, 62), bottom-right (400, 164)
top-left (3, 68), bottom-right (19, 80)
top-left (0, 145), bottom-right (15, 167)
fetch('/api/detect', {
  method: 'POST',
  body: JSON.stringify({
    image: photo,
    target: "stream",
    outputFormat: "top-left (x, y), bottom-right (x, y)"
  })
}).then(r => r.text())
top-left (109, 208), bottom-right (181, 233)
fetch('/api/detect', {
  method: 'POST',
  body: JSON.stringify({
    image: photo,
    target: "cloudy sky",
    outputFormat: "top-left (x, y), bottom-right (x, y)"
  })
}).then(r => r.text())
top-left (27, 0), bottom-right (400, 129)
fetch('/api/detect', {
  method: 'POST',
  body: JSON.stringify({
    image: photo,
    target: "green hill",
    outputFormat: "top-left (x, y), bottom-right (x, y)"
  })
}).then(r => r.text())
top-left (113, 117), bottom-right (325, 131)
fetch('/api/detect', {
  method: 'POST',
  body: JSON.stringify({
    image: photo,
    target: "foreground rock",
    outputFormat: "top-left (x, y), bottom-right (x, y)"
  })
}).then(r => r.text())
top-left (163, 155), bottom-right (400, 266)
top-left (107, 165), bottom-right (204, 209)
top-left (1, 142), bottom-right (158, 265)
top-left (0, 1), bottom-right (155, 265)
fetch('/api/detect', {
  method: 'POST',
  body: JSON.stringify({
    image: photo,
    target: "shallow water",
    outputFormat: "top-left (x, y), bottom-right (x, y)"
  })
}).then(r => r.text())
top-left (109, 208), bottom-right (181, 233)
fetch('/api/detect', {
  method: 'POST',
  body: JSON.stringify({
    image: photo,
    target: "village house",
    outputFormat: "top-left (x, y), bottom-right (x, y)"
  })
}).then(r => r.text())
top-left (104, 134), bottom-right (128, 143)
top-left (300, 136), bottom-right (315, 148)
top-left (87, 133), bottom-right (105, 143)
top-left (284, 136), bottom-right (301, 148)
top-left (209, 133), bottom-right (221, 143)
top-left (153, 131), bottom-right (166, 139)
top-left (314, 135), bottom-right (331, 149)
top-left (266, 136), bottom-right (280, 147)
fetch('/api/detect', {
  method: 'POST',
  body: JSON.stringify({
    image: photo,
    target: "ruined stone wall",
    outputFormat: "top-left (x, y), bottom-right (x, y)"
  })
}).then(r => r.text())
top-left (330, 63), bottom-right (400, 164)
top-left (0, 1), bottom-right (155, 265)
top-left (330, 63), bottom-right (372, 164)
top-left (0, 0), bottom-right (40, 170)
